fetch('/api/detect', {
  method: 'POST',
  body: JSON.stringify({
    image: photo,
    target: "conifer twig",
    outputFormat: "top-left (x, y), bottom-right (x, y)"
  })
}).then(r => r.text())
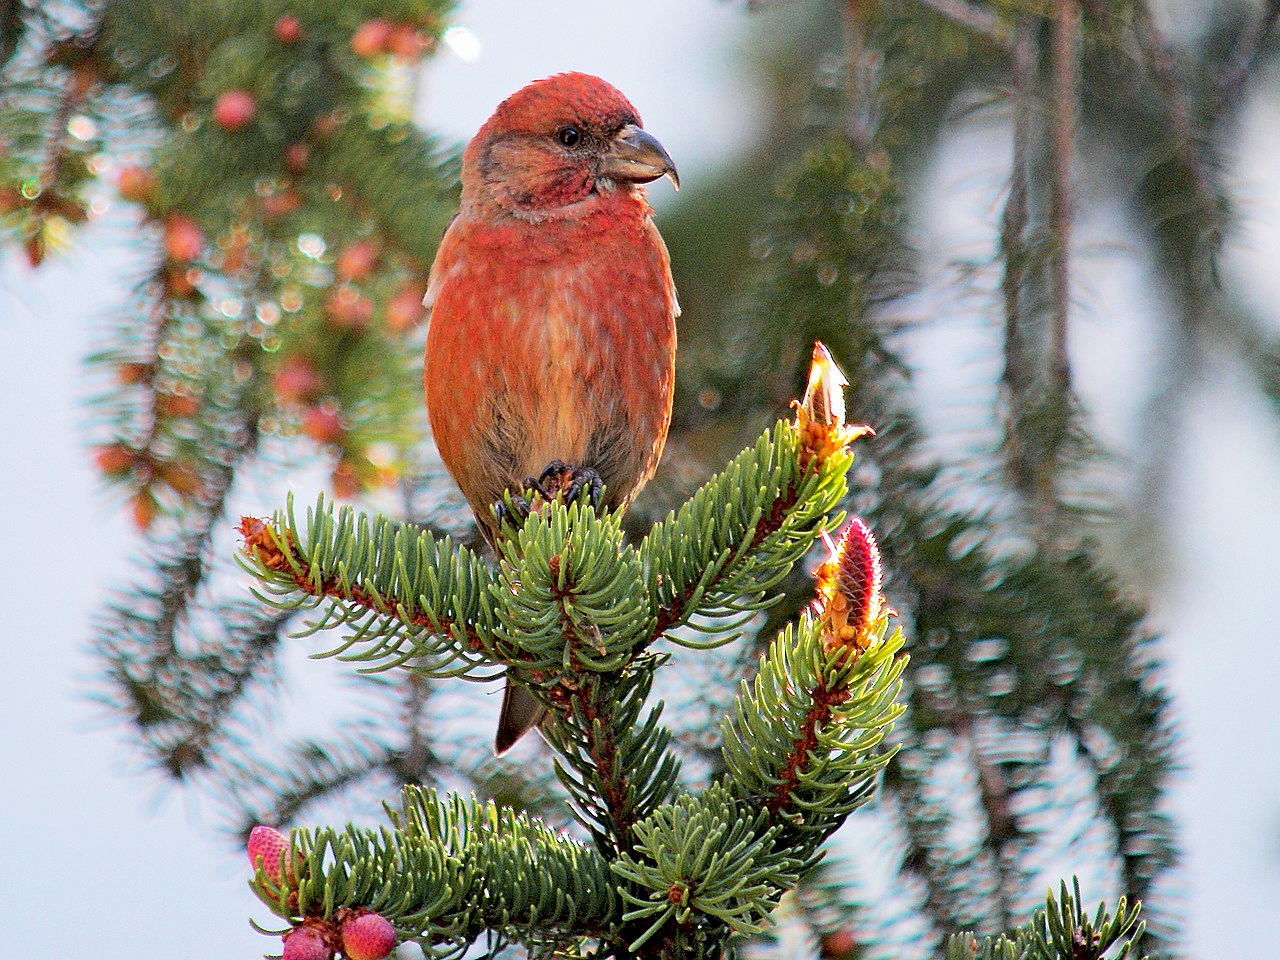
top-left (999, 18), bottom-right (1035, 491)
top-left (558, 685), bottom-right (647, 853)
top-left (964, 719), bottom-right (1018, 934)
top-left (238, 517), bottom-right (488, 655)
top-left (1134, 0), bottom-right (1220, 238)
top-left (911, 0), bottom-right (1013, 47)
top-left (764, 674), bottom-right (851, 817)
top-left (649, 486), bottom-right (799, 640)
top-left (1216, 0), bottom-right (1280, 107)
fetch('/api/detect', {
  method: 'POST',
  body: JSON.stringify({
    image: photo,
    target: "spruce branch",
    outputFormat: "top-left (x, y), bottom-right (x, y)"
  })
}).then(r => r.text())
top-left (643, 421), bottom-right (848, 642)
top-left (235, 344), bottom-right (914, 958)
top-left (722, 515), bottom-right (905, 854)
top-left (644, 347), bottom-right (871, 645)
top-left (964, 717), bottom-right (1025, 934)
top-left (945, 878), bottom-right (1146, 960)
top-left (494, 502), bottom-right (652, 682)
top-left (721, 616), bottom-right (905, 856)
top-left (544, 668), bottom-right (681, 857)
top-left (238, 499), bottom-right (498, 679)
top-left (251, 787), bottom-right (621, 958)
top-left (1133, 0), bottom-right (1223, 252)
top-left (910, 0), bottom-right (1013, 48)
top-left (1215, 0), bottom-right (1280, 107)
top-left (998, 17), bottom-right (1037, 496)
top-left (609, 512), bottom-right (906, 957)
top-left (884, 734), bottom-right (976, 939)
top-left (497, 503), bottom-right (677, 858)
top-left (611, 784), bottom-right (805, 952)
top-left (233, 728), bottom-right (399, 829)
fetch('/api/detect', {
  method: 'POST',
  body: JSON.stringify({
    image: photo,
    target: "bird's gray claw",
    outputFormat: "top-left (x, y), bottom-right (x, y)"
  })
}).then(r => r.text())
top-left (535, 460), bottom-right (572, 495)
top-left (563, 466), bottom-right (603, 510)
top-left (494, 493), bottom-right (531, 532)
top-left (536, 462), bottom-right (602, 511)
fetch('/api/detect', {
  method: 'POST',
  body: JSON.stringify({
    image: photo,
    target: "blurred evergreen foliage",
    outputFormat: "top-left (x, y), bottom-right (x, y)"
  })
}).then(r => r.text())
top-left (4, 0), bottom-right (1278, 956)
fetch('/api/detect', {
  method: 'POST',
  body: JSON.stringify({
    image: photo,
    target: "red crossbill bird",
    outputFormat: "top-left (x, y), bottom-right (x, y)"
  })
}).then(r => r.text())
top-left (424, 73), bottom-right (680, 754)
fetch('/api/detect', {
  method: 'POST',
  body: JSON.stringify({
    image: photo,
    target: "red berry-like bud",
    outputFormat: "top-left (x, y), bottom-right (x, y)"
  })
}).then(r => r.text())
top-left (351, 19), bottom-right (393, 58)
top-left (273, 357), bottom-right (323, 404)
top-left (387, 24), bottom-right (429, 61)
top-left (312, 112), bottom-right (343, 141)
top-left (163, 265), bottom-right (199, 299)
top-left (341, 912), bottom-right (397, 960)
top-left (284, 142), bottom-right (310, 175)
top-left (325, 286), bottom-right (374, 330)
top-left (335, 240), bottom-right (379, 282)
top-left (303, 407), bottom-right (345, 445)
top-left (131, 490), bottom-right (157, 532)
top-left (260, 188), bottom-right (303, 219)
top-left (163, 214), bottom-right (204, 262)
top-left (156, 461), bottom-right (201, 496)
top-left (331, 459), bottom-right (361, 499)
top-left (274, 15), bottom-right (303, 44)
top-left (116, 362), bottom-right (152, 385)
top-left (820, 928), bottom-right (859, 960)
top-left (283, 925), bottom-right (333, 960)
top-left (222, 233), bottom-right (251, 274)
top-left (25, 231), bottom-right (46, 266)
top-left (247, 825), bottom-right (290, 883)
top-left (213, 89), bottom-right (257, 132)
top-left (117, 165), bottom-right (157, 204)
top-left (95, 445), bottom-right (137, 476)
top-left (156, 392), bottom-right (200, 419)
top-left (385, 282), bottom-right (427, 333)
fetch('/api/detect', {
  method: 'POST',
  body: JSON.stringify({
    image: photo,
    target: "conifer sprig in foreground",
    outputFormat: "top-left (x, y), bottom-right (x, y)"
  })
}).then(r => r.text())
top-left (237, 345), bottom-right (1145, 960)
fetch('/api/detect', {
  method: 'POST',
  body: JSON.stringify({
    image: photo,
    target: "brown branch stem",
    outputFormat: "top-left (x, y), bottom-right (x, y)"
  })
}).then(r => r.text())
top-left (1048, 0), bottom-right (1078, 402)
top-left (1000, 18), bottom-right (1035, 417)
top-left (650, 487), bottom-right (798, 641)
top-left (766, 675), bottom-right (850, 816)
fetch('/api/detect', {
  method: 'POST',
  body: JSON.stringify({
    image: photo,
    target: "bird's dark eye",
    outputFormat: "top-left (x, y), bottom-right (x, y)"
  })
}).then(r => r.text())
top-left (557, 126), bottom-right (581, 147)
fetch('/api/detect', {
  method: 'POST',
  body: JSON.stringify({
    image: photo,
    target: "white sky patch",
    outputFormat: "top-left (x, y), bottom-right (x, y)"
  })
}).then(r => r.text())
top-left (442, 25), bottom-right (481, 63)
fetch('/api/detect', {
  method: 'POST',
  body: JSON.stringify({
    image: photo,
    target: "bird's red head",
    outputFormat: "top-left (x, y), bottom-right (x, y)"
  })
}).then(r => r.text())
top-left (461, 72), bottom-right (678, 219)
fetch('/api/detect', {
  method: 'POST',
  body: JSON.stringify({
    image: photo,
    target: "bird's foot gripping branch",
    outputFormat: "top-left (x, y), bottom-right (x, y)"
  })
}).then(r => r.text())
top-left (238, 344), bottom-right (906, 958)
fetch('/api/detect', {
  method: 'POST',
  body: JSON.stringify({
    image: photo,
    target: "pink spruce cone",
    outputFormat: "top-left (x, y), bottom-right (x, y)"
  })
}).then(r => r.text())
top-left (813, 516), bottom-right (884, 653)
top-left (246, 824), bottom-right (289, 883)
top-left (341, 912), bottom-right (398, 960)
top-left (283, 925), bottom-right (333, 960)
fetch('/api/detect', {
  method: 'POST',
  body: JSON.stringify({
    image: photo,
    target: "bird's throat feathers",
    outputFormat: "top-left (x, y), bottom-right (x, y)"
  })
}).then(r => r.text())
top-left (465, 149), bottom-right (653, 226)
top-left (447, 186), bottom-right (657, 262)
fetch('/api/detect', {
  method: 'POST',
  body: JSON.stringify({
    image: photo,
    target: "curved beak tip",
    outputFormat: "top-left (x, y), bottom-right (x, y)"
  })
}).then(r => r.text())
top-left (606, 123), bottom-right (679, 191)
